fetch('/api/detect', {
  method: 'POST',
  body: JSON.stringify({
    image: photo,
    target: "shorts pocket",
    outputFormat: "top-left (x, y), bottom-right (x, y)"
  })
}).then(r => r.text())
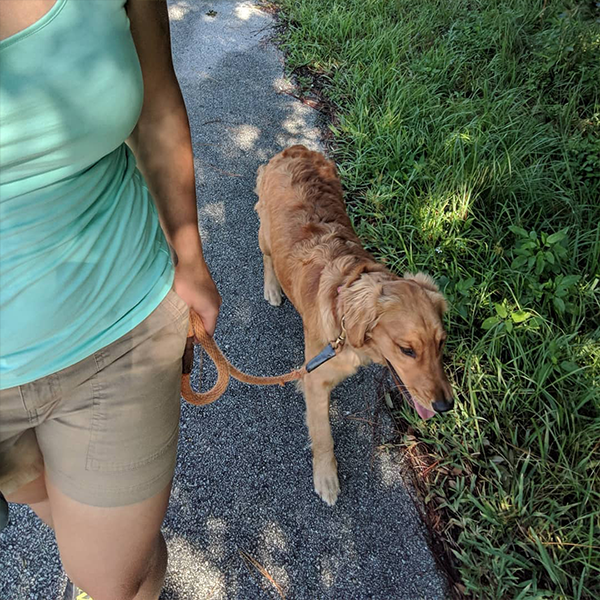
top-left (86, 412), bottom-right (179, 473)
top-left (160, 288), bottom-right (190, 336)
top-left (85, 299), bottom-right (186, 473)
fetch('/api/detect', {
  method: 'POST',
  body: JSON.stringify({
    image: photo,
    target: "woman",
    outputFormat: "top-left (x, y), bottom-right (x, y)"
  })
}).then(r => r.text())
top-left (0, 1), bottom-right (221, 598)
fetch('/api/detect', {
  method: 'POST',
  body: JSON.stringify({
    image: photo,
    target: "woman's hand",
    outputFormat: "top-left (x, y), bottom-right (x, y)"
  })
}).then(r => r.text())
top-left (173, 259), bottom-right (221, 337)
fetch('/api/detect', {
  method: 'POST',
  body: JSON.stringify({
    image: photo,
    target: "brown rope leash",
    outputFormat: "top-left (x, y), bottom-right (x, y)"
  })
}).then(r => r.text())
top-left (181, 310), bottom-right (309, 406)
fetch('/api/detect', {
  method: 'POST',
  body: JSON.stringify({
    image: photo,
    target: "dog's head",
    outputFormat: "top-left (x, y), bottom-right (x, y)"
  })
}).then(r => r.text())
top-left (341, 272), bottom-right (454, 419)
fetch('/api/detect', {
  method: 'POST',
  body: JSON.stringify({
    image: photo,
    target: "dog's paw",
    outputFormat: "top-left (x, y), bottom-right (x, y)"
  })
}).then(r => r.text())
top-left (313, 455), bottom-right (340, 506)
top-left (264, 284), bottom-right (282, 306)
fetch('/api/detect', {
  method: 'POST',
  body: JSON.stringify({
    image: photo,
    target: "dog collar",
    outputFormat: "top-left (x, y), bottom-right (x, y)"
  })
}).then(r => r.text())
top-left (305, 317), bottom-right (346, 373)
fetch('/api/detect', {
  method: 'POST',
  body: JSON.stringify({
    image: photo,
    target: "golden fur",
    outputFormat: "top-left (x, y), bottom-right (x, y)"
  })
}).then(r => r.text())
top-left (255, 145), bottom-right (453, 505)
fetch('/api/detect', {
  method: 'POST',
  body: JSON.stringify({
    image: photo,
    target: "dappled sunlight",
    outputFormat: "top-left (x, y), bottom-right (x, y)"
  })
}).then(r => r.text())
top-left (198, 200), bottom-right (226, 225)
top-left (444, 128), bottom-right (475, 150)
top-left (283, 103), bottom-right (320, 137)
top-left (232, 124), bottom-right (261, 151)
top-left (416, 187), bottom-right (473, 243)
top-left (169, 0), bottom-right (263, 24)
top-left (231, 299), bottom-right (254, 325)
top-left (206, 517), bottom-right (229, 561)
top-left (254, 523), bottom-right (292, 590)
top-left (375, 450), bottom-right (408, 488)
top-left (196, 199), bottom-right (226, 242)
top-left (168, 0), bottom-right (273, 81)
top-left (272, 75), bottom-right (295, 95)
top-left (168, 0), bottom-right (192, 21)
top-left (234, 2), bottom-right (262, 21)
top-left (258, 521), bottom-right (288, 551)
top-left (318, 554), bottom-right (340, 588)
top-left (275, 103), bottom-right (322, 150)
top-left (165, 534), bottom-right (230, 599)
top-left (329, 399), bottom-right (343, 420)
top-left (255, 147), bottom-right (277, 161)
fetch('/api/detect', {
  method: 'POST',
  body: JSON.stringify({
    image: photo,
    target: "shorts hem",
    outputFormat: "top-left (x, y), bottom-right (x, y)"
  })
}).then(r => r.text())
top-left (45, 450), bottom-right (177, 508)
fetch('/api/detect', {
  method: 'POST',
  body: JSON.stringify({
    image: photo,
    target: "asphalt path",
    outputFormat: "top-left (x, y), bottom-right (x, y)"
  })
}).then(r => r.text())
top-left (0, 2), bottom-right (449, 598)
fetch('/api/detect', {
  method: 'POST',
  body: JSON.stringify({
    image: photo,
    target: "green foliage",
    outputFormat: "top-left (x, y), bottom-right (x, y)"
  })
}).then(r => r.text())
top-left (276, 0), bottom-right (600, 597)
top-left (508, 226), bottom-right (583, 318)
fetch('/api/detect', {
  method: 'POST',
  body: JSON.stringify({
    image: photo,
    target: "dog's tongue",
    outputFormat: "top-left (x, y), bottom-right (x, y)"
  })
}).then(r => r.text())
top-left (414, 401), bottom-right (436, 420)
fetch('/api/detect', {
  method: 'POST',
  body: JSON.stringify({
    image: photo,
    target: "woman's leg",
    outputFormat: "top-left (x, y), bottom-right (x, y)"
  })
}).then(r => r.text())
top-left (33, 289), bottom-right (189, 599)
top-left (45, 475), bottom-right (172, 600)
top-left (4, 472), bottom-right (53, 528)
top-left (3, 289), bottom-right (189, 599)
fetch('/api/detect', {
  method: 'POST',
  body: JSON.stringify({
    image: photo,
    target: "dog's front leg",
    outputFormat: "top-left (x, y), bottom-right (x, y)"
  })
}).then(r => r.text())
top-left (304, 370), bottom-right (340, 506)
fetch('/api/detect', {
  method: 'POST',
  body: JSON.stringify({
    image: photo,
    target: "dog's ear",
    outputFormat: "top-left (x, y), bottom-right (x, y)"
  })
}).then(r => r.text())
top-left (343, 277), bottom-right (382, 348)
top-left (403, 272), bottom-right (448, 315)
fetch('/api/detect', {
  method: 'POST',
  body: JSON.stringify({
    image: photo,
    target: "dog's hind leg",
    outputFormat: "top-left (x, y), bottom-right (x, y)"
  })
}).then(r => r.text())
top-left (263, 254), bottom-right (282, 306)
top-left (258, 227), bottom-right (283, 306)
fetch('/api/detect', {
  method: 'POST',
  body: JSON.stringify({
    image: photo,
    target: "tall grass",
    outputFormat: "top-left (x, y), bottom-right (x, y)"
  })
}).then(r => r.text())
top-left (275, 0), bottom-right (600, 597)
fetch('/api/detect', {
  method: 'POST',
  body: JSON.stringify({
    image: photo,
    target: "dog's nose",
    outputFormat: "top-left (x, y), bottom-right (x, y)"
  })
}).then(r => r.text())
top-left (432, 397), bottom-right (454, 414)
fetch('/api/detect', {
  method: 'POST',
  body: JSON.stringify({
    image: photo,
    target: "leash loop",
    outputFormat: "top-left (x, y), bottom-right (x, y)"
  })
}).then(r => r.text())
top-left (181, 310), bottom-right (307, 406)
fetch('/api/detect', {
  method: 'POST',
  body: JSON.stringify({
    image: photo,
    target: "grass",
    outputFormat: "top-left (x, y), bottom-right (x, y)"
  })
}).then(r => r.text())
top-left (273, 0), bottom-right (600, 597)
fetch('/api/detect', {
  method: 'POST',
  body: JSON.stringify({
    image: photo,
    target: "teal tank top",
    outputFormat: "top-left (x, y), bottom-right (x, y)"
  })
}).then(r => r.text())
top-left (0, 0), bottom-right (174, 389)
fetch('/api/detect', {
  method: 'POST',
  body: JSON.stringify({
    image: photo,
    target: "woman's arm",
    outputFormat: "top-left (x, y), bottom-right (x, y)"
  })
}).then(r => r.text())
top-left (126, 0), bottom-right (221, 335)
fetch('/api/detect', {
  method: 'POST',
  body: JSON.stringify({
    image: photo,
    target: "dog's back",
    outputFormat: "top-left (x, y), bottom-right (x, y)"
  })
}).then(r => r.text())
top-left (255, 145), bottom-right (352, 237)
top-left (255, 145), bottom-right (371, 311)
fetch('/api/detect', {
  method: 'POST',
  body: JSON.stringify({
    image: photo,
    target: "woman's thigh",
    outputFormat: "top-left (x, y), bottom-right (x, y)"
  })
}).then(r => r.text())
top-left (46, 474), bottom-right (171, 599)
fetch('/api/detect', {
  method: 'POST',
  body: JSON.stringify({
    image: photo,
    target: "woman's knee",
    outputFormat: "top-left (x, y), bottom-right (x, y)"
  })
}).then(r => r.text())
top-left (47, 477), bottom-right (171, 600)
top-left (68, 533), bottom-right (167, 600)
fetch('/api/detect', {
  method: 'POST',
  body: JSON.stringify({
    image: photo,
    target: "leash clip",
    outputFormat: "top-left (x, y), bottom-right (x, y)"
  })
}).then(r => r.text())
top-left (330, 316), bottom-right (346, 351)
top-left (304, 317), bottom-right (347, 374)
top-left (305, 344), bottom-right (336, 373)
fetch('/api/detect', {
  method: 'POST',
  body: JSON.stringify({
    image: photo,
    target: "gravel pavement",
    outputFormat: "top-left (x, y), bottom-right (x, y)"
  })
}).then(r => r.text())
top-left (0, 2), bottom-right (449, 598)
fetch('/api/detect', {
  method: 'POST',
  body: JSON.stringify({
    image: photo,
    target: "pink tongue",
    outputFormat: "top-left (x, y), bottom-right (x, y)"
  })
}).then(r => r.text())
top-left (414, 401), bottom-right (436, 420)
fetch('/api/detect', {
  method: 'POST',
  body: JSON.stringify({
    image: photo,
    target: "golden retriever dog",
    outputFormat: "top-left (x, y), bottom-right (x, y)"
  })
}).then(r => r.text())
top-left (254, 145), bottom-right (454, 505)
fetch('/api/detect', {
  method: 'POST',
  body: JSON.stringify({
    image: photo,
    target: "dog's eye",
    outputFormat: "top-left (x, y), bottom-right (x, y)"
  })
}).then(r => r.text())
top-left (400, 347), bottom-right (416, 358)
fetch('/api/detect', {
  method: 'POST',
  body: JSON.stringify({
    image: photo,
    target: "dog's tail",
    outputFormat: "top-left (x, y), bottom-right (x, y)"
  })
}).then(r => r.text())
top-left (254, 164), bottom-right (266, 198)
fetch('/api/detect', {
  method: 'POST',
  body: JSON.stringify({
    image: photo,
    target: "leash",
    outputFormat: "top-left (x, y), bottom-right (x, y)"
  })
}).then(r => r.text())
top-left (181, 310), bottom-right (347, 406)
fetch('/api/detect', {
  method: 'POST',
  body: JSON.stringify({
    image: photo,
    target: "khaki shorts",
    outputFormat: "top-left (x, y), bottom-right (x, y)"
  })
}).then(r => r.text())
top-left (0, 288), bottom-right (189, 507)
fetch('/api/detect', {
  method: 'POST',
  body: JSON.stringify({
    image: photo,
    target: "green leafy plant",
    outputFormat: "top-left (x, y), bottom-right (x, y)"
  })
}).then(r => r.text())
top-left (509, 226), bottom-right (583, 317)
top-left (509, 226), bottom-right (569, 276)
top-left (439, 276), bottom-right (476, 322)
top-left (481, 301), bottom-right (532, 334)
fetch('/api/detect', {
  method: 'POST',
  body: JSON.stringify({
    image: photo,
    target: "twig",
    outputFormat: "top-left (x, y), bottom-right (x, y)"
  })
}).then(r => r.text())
top-left (238, 549), bottom-right (285, 599)
top-left (422, 459), bottom-right (441, 478)
top-left (196, 159), bottom-right (242, 177)
top-left (538, 541), bottom-right (600, 550)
